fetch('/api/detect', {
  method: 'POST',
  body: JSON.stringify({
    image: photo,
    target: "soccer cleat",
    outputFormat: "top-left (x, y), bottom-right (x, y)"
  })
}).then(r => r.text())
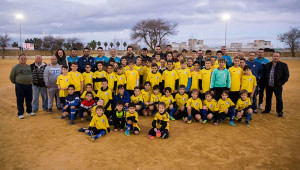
top-left (18, 115), bottom-right (24, 119)
top-left (253, 110), bottom-right (258, 114)
top-left (78, 128), bottom-right (85, 132)
top-left (69, 120), bottom-right (74, 125)
top-left (245, 121), bottom-right (250, 126)
top-left (148, 135), bottom-right (155, 140)
top-left (278, 112), bottom-right (283, 117)
top-left (258, 104), bottom-right (263, 110)
top-left (170, 116), bottom-right (175, 120)
top-left (229, 121), bottom-right (236, 127)
top-left (60, 115), bottom-right (65, 119)
top-left (125, 130), bottom-right (130, 136)
top-left (27, 112), bottom-right (36, 116)
top-left (187, 119), bottom-right (192, 124)
top-left (90, 136), bottom-right (96, 142)
top-left (156, 130), bottom-right (161, 137)
top-left (202, 120), bottom-right (207, 124)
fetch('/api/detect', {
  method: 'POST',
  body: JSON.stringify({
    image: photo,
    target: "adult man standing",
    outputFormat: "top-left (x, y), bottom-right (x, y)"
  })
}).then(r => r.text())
top-left (124, 46), bottom-right (137, 63)
top-left (140, 48), bottom-right (150, 60)
top-left (44, 56), bottom-right (62, 113)
top-left (255, 48), bottom-right (270, 110)
top-left (30, 55), bottom-right (48, 113)
top-left (262, 52), bottom-right (289, 117)
top-left (67, 48), bottom-right (80, 69)
top-left (221, 46), bottom-right (233, 67)
top-left (9, 54), bottom-right (34, 119)
top-left (246, 52), bottom-right (263, 113)
top-left (152, 45), bottom-right (166, 58)
top-left (95, 47), bottom-right (109, 63)
top-left (237, 51), bottom-right (245, 59)
top-left (109, 48), bottom-right (120, 63)
top-left (78, 48), bottom-right (96, 72)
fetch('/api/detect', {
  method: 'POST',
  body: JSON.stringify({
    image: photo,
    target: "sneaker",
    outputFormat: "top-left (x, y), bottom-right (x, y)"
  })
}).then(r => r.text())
top-left (69, 120), bottom-right (74, 125)
top-left (202, 120), bottom-right (207, 124)
top-left (18, 115), bottom-right (24, 119)
top-left (47, 108), bottom-right (52, 113)
top-left (278, 112), bottom-right (283, 117)
top-left (253, 110), bottom-right (258, 114)
top-left (229, 120), bottom-right (236, 126)
top-left (258, 104), bottom-right (263, 110)
top-left (125, 130), bottom-right (130, 136)
top-left (148, 135), bottom-right (155, 140)
top-left (245, 121), bottom-right (250, 126)
top-left (156, 130), bottom-right (161, 138)
top-left (187, 119), bottom-right (192, 124)
top-left (60, 115), bottom-right (65, 119)
top-left (90, 136), bottom-right (96, 142)
top-left (78, 128), bottom-right (85, 132)
top-left (170, 116), bottom-right (175, 120)
top-left (27, 112), bottom-right (36, 116)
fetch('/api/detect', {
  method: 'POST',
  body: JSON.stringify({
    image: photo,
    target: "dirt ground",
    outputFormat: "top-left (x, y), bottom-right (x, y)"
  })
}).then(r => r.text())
top-left (0, 59), bottom-right (299, 170)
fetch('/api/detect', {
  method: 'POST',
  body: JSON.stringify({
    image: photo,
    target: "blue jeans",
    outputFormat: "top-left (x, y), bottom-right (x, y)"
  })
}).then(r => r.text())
top-left (15, 83), bottom-right (32, 116)
top-left (32, 85), bottom-right (48, 111)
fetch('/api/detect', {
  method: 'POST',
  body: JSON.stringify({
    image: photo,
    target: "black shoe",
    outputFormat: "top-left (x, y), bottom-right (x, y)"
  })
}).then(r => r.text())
top-left (78, 128), bottom-right (85, 132)
top-left (47, 108), bottom-right (52, 113)
top-left (253, 110), bottom-right (258, 114)
top-left (278, 112), bottom-right (283, 117)
top-left (262, 110), bottom-right (270, 114)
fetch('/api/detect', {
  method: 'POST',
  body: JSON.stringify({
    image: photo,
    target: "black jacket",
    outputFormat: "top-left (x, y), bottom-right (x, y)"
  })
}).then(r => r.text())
top-left (262, 61), bottom-right (289, 89)
top-left (30, 62), bottom-right (47, 87)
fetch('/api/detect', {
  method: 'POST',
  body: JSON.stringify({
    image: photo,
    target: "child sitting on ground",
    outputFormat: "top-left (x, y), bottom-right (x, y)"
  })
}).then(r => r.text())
top-left (217, 90), bottom-right (236, 126)
top-left (125, 103), bottom-right (140, 136)
top-left (79, 91), bottom-right (95, 121)
top-left (112, 100), bottom-right (126, 132)
top-left (202, 91), bottom-right (219, 125)
top-left (236, 89), bottom-right (253, 126)
top-left (61, 85), bottom-right (80, 125)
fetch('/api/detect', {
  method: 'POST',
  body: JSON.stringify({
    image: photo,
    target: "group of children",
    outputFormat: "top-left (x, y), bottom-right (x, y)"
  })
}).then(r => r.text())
top-left (56, 53), bottom-right (257, 141)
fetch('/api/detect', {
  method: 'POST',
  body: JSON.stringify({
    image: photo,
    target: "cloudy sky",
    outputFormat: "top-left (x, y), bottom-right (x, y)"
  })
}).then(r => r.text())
top-left (1, 0), bottom-right (299, 48)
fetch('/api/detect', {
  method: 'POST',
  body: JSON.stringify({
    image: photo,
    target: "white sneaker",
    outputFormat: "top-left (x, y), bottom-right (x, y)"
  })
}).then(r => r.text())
top-left (258, 104), bottom-right (263, 110)
top-left (27, 112), bottom-right (36, 116)
top-left (18, 115), bottom-right (24, 119)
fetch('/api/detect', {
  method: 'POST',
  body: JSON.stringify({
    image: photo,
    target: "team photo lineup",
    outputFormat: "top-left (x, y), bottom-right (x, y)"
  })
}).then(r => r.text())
top-left (9, 45), bottom-right (290, 141)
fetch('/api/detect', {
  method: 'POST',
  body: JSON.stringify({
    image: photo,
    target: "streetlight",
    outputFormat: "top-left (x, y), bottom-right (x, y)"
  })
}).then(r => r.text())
top-left (222, 14), bottom-right (230, 47)
top-left (15, 14), bottom-right (24, 54)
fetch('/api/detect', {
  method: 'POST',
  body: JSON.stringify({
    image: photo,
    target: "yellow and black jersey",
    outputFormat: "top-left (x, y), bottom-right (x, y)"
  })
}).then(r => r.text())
top-left (199, 68), bottom-right (213, 93)
top-left (235, 97), bottom-right (252, 111)
top-left (203, 99), bottom-right (219, 112)
top-left (146, 72), bottom-right (162, 88)
top-left (175, 93), bottom-right (189, 108)
top-left (241, 75), bottom-right (257, 93)
top-left (106, 72), bottom-right (117, 91)
top-left (160, 95), bottom-right (175, 109)
top-left (131, 94), bottom-right (143, 106)
top-left (153, 112), bottom-right (170, 130)
top-left (96, 88), bottom-right (113, 111)
top-left (82, 72), bottom-right (94, 89)
top-left (228, 67), bottom-right (242, 92)
top-left (190, 70), bottom-right (201, 91)
top-left (116, 73), bottom-right (127, 94)
top-left (177, 68), bottom-right (191, 88)
top-left (140, 66), bottom-right (151, 83)
top-left (80, 90), bottom-right (97, 100)
top-left (57, 74), bottom-right (74, 97)
top-left (89, 114), bottom-right (109, 132)
top-left (93, 70), bottom-right (107, 91)
top-left (134, 65), bottom-right (142, 73)
top-left (122, 65), bottom-right (129, 73)
top-left (187, 98), bottom-right (203, 111)
top-left (217, 98), bottom-right (235, 113)
top-left (161, 69), bottom-right (179, 93)
top-left (68, 71), bottom-right (83, 92)
top-left (126, 111), bottom-right (140, 130)
top-left (125, 69), bottom-right (139, 90)
top-left (141, 89), bottom-right (151, 103)
top-left (150, 93), bottom-right (162, 103)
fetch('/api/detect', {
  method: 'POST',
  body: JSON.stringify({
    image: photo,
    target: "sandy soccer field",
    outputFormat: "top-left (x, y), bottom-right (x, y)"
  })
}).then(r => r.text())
top-left (0, 59), bottom-right (299, 170)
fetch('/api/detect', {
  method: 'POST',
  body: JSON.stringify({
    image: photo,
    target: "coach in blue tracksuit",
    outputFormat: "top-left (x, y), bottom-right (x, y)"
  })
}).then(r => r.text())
top-left (78, 48), bottom-right (96, 73)
top-left (246, 51), bottom-right (263, 113)
top-left (67, 47), bottom-right (80, 70)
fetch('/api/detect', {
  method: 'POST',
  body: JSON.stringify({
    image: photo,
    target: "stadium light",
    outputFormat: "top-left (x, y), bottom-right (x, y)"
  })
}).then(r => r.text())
top-left (15, 14), bottom-right (24, 54)
top-left (222, 14), bottom-right (230, 47)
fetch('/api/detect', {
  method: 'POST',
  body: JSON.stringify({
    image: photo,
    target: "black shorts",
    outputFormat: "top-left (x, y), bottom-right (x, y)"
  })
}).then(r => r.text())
top-left (229, 91), bottom-right (240, 104)
top-left (79, 107), bottom-right (91, 118)
top-left (105, 110), bottom-right (113, 119)
top-left (191, 108), bottom-right (201, 119)
top-left (88, 127), bottom-right (106, 135)
top-left (148, 128), bottom-right (169, 139)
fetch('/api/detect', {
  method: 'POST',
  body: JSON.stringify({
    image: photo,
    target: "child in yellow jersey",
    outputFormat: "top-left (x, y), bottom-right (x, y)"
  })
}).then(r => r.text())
top-left (134, 57), bottom-right (143, 79)
top-left (116, 66), bottom-right (127, 94)
top-left (190, 60), bottom-right (201, 92)
top-left (228, 57), bottom-right (243, 103)
top-left (186, 89), bottom-right (203, 124)
top-left (131, 87), bottom-right (143, 114)
top-left (160, 87), bottom-right (177, 120)
top-left (174, 54), bottom-right (184, 70)
top-left (57, 66), bottom-right (74, 106)
top-left (140, 58), bottom-right (152, 85)
top-left (78, 106), bottom-right (110, 142)
top-left (125, 103), bottom-right (140, 136)
top-left (241, 65), bottom-right (257, 99)
top-left (210, 57), bottom-right (217, 70)
top-left (177, 59), bottom-right (192, 92)
top-left (175, 85), bottom-right (188, 120)
top-left (69, 62), bottom-right (84, 96)
top-left (82, 63), bottom-right (94, 90)
top-left (93, 61), bottom-right (107, 93)
top-left (236, 90), bottom-right (253, 126)
top-left (217, 90), bottom-right (236, 126)
top-left (106, 64), bottom-right (117, 93)
top-left (199, 59), bottom-right (213, 99)
top-left (149, 85), bottom-right (162, 112)
top-left (202, 91), bottom-right (219, 125)
top-left (125, 61), bottom-right (139, 96)
top-left (80, 83), bottom-right (97, 101)
top-left (148, 102), bottom-right (170, 140)
top-left (121, 57), bottom-right (129, 72)
top-left (96, 78), bottom-right (113, 119)
top-left (162, 60), bottom-right (179, 94)
top-left (187, 57), bottom-right (194, 71)
top-left (141, 81), bottom-right (152, 116)
top-left (146, 63), bottom-right (162, 91)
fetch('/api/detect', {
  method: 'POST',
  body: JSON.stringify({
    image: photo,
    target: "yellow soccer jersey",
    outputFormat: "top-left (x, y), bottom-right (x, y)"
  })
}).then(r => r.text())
top-left (160, 95), bottom-right (175, 109)
top-left (229, 66), bottom-right (243, 92)
top-left (177, 68), bottom-right (191, 88)
top-left (187, 98), bottom-right (203, 111)
top-left (241, 75), bottom-right (257, 93)
top-left (82, 72), bottom-right (94, 89)
top-left (190, 70), bottom-right (201, 91)
top-left (91, 105), bottom-right (97, 117)
top-left (161, 69), bottom-right (179, 93)
top-left (126, 111), bottom-right (140, 130)
top-left (57, 74), bottom-right (74, 97)
top-left (141, 89), bottom-right (151, 103)
top-left (134, 65), bottom-right (142, 73)
top-left (199, 68), bottom-right (213, 93)
top-left (175, 93), bottom-right (189, 108)
top-left (154, 112), bottom-right (170, 130)
top-left (122, 65), bottom-right (129, 73)
top-left (116, 73), bottom-right (127, 94)
top-left (213, 59), bottom-right (227, 69)
top-left (106, 72), bottom-right (117, 91)
top-left (125, 69), bottom-right (139, 90)
top-left (131, 94), bottom-right (143, 106)
top-left (93, 70), bottom-right (107, 91)
top-left (235, 97), bottom-right (252, 111)
top-left (80, 90), bottom-right (97, 99)
top-left (203, 99), bottom-right (219, 112)
top-left (174, 62), bottom-right (181, 70)
top-left (89, 114), bottom-right (109, 132)
top-left (146, 71), bottom-right (162, 88)
top-left (187, 65), bottom-right (194, 71)
top-left (68, 71), bottom-right (83, 92)
top-left (150, 93), bottom-right (162, 103)
top-left (217, 98), bottom-right (235, 113)
top-left (96, 88), bottom-right (113, 111)
top-left (140, 66), bottom-right (151, 83)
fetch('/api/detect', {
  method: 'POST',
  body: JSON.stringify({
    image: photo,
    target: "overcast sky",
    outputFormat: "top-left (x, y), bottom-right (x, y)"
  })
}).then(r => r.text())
top-left (1, 0), bottom-right (300, 48)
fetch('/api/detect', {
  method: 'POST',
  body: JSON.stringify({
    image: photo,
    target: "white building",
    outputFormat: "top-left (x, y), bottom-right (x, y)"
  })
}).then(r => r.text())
top-left (172, 38), bottom-right (206, 51)
top-left (230, 40), bottom-right (273, 51)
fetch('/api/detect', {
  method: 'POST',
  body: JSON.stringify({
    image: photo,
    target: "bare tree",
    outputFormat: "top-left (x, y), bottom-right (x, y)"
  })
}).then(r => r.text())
top-left (278, 27), bottom-right (300, 57)
top-left (43, 35), bottom-right (65, 54)
top-left (130, 18), bottom-right (178, 50)
top-left (0, 33), bottom-right (11, 56)
top-left (63, 43), bottom-right (71, 50)
top-left (66, 37), bottom-right (84, 50)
